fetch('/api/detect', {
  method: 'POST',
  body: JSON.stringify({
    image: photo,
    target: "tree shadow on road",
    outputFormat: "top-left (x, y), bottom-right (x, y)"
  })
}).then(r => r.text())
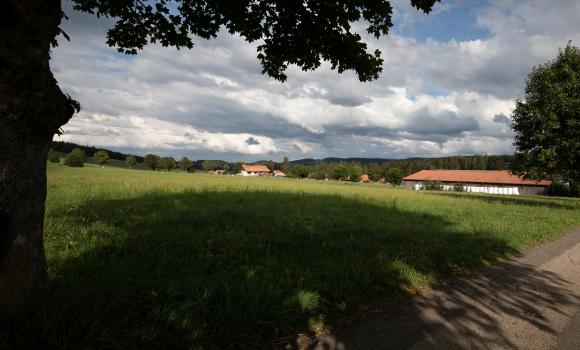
top-left (304, 249), bottom-right (578, 350)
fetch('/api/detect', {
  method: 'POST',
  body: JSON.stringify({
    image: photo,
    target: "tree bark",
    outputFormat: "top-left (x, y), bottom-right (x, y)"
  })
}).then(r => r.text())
top-left (0, 0), bottom-right (76, 320)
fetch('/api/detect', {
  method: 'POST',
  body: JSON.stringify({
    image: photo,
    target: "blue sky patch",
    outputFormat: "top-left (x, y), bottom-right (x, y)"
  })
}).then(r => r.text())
top-left (393, 0), bottom-right (491, 42)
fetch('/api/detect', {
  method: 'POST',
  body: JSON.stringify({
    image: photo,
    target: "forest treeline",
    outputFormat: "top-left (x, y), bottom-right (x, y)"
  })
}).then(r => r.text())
top-left (272, 154), bottom-right (516, 181)
top-left (52, 141), bottom-right (516, 180)
top-left (51, 141), bottom-right (145, 163)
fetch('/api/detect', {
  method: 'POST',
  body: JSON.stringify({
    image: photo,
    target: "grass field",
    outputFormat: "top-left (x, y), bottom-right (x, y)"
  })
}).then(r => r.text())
top-left (3, 164), bottom-right (580, 349)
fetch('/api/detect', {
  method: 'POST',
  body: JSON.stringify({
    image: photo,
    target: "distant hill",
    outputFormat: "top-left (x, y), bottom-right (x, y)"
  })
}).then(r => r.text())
top-left (292, 157), bottom-right (424, 165)
top-left (51, 141), bottom-right (144, 163)
top-left (193, 159), bottom-right (230, 170)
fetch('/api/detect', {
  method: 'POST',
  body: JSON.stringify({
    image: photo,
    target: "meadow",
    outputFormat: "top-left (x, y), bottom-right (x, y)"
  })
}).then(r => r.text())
top-left (3, 164), bottom-right (580, 349)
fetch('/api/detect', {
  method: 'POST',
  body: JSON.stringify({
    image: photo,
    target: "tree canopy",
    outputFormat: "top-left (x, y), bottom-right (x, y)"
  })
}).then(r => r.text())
top-left (159, 157), bottom-right (177, 171)
top-left (349, 164), bottom-right (363, 182)
top-left (331, 165), bottom-right (349, 180)
top-left (179, 157), bottom-right (194, 172)
top-left (387, 167), bottom-right (402, 186)
top-left (512, 42), bottom-right (580, 185)
top-left (64, 148), bottom-right (86, 167)
top-left (144, 154), bottom-right (160, 170)
top-left (125, 154), bottom-right (137, 169)
top-left (93, 150), bottom-right (109, 165)
top-left (71, 0), bottom-right (439, 82)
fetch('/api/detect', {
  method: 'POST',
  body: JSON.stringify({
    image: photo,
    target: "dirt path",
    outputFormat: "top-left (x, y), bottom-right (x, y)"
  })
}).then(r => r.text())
top-left (292, 229), bottom-right (580, 350)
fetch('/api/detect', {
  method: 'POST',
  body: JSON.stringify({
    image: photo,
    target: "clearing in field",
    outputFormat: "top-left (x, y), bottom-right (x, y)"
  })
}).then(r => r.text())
top-left (3, 164), bottom-right (580, 349)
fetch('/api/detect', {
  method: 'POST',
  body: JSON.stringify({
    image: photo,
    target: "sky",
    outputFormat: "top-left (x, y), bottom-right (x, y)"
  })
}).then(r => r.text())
top-left (52, 0), bottom-right (580, 162)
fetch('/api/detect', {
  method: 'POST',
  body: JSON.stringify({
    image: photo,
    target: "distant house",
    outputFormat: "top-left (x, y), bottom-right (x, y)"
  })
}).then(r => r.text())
top-left (361, 174), bottom-right (370, 183)
top-left (239, 164), bottom-right (271, 176)
top-left (273, 170), bottom-right (286, 177)
top-left (208, 169), bottom-right (225, 175)
top-left (403, 170), bottom-right (552, 196)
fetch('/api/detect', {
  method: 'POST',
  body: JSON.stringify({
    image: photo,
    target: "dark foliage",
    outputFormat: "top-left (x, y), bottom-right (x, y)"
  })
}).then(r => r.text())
top-left (194, 159), bottom-right (229, 171)
top-left (292, 155), bottom-right (515, 168)
top-left (51, 141), bottom-right (144, 163)
top-left (93, 150), bottom-right (109, 165)
top-left (387, 167), bottom-right (402, 186)
top-left (159, 157), bottom-right (177, 171)
top-left (512, 42), bottom-right (580, 185)
top-left (64, 148), bottom-right (86, 167)
top-left (125, 155), bottom-right (137, 169)
top-left (289, 164), bottom-right (308, 178)
top-left (178, 157), bottom-right (194, 172)
top-left (47, 149), bottom-right (60, 163)
top-left (423, 181), bottom-right (443, 191)
top-left (144, 154), bottom-right (160, 170)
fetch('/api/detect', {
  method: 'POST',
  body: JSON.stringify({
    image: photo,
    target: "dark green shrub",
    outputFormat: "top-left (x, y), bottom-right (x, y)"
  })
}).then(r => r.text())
top-left (93, 150), bottom-right (109, 166)
top-left (125, 155), bottom-right (137, 169)
top-left (144, 154), bottom-right (160, 170)
top-left (314, 171), bottom-right (327, 180)
top-left (349, 165), bottom-right (363, 182)
top-left (453, 183), bottom-right (465, 192)
top-left (551, 181), bottom-right (580, 197)
top-left (159, 157), bottom-right (177, 171)
top-left (48, 149), bottom-right (61, 163)
top-left (331, 165), bottom-right (349, 180)
top-left (64, 148), bottom-right (85, 167)
top-left (424, 181), bottom-right (443, 191)
top-left (387, 168), bottom-right (402, 186)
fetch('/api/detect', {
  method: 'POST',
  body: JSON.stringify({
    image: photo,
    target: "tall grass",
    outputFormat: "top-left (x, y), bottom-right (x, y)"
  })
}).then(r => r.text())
top-left (2, 164), bottom-right (580, 349)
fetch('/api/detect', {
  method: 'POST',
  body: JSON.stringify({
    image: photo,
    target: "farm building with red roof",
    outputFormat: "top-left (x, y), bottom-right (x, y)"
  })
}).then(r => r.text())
top-left (403, 170), bottom-right (552, 196)
top-left (240, 164), bottom-right (271, 176)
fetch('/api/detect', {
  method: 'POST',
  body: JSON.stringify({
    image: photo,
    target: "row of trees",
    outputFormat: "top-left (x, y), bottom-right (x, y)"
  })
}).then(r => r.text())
top-left (49, 149), bottom-right (578, 196)
top-left (143, 154), bottom-right (195, 172)
top-left (48, 148), bottom-right (137, 169)
top-left (49, 147), bottom-right (515, 179)
top-left (48, 148), bottom-right (88, 167)
top-left (267, 162), bottom-right (403, 184)
top-left (50, 148), bottom-right (515, 183)
top-left (266, 154), bottom-right (512, 182)
top-left (50, 141), bottom-right (144, 163)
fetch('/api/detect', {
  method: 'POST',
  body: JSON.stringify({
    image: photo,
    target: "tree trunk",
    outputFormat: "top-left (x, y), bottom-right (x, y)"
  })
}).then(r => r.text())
top-left (0, 0), bottom-right (76, 320)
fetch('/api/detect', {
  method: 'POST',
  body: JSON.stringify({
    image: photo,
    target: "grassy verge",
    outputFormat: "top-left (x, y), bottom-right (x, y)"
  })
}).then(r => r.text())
top-left (3, 165), bottom-right (580, 349)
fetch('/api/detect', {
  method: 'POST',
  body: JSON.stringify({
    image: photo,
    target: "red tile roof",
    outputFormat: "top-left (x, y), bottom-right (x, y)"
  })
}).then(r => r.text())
top-left (403, 170), bottom-right (552, 186)
top-left (242, 164), bottom-right (270, 172)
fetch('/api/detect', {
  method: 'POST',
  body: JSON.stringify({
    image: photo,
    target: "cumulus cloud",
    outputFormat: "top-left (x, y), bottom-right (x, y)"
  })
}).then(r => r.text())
top-left (51, 0), bottom-right (578, 161)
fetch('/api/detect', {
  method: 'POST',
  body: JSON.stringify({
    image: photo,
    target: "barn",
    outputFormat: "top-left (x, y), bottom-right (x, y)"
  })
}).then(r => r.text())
top-left (239, 164), bottom-right (271, 176)
top-left (403, 170), bottom-right (552, 196)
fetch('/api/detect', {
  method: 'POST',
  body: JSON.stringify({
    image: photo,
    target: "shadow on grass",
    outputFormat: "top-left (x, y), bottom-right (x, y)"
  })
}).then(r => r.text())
top-left (4, 190), bottom-right (522, 349)
top-left (424, 191), bottom-right (578, 210)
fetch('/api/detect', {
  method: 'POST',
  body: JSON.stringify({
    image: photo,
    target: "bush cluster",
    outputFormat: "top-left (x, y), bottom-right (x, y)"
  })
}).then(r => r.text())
top-left (64, 148), bottom-right (86, 167)
top-left (423, 181), bottom-right (443, 191)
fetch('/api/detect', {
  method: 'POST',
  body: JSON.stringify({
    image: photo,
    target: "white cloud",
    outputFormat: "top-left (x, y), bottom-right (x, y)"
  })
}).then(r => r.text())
top-left (60, 113), bottom-right (280, 156)
top-left (51, 0), bottom-right (579, 161)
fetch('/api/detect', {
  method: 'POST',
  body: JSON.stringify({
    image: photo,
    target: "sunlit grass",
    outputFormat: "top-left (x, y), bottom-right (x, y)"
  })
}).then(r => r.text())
top-left (3, 164), bottom-right (579, 349)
